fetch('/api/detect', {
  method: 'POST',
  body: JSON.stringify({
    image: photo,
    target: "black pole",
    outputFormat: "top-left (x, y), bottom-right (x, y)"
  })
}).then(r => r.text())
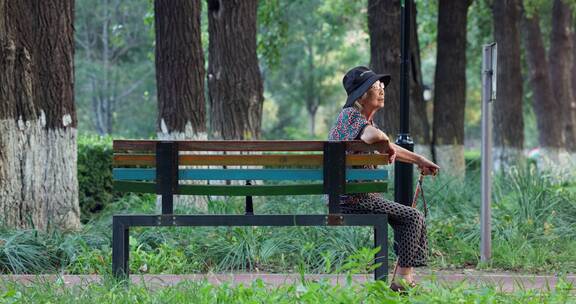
top-left (395, 0), bottom-right (414, 207)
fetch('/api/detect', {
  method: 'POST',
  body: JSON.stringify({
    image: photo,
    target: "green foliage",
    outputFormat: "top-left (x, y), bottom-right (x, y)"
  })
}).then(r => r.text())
top-left (75, 0), bottom-right (157, 137)
top-left (427, 164), bottom-right (576, 271)
top-left (0, 226), bottom-right (108, 274)
top-left (2, 166), bottom-right (575, 276)
top-left (77, 135), bottom-right (116, 222)
top-left (0, 276), bottom-right (574, 303)
top-left (523, 0), bottom-right (557, 19)
top-left (464, 150), bottom-right (481, 171)
top-left (260, 0), bottom-right (366, 139)
top-left (258, 0), bottom-right (290, 68)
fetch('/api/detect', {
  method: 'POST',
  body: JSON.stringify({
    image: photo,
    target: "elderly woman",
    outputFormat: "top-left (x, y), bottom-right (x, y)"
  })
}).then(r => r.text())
top-left (328, 66), bottom-right (439, 291)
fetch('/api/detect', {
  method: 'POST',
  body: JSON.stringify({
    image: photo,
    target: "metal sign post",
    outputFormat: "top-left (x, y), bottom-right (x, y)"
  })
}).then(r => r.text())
top-left (481, 43), bottom-right (497, 263)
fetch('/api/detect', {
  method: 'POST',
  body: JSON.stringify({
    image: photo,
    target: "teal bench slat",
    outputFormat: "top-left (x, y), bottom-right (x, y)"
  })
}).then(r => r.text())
top-left (113, 168), bottom-right (388, 181)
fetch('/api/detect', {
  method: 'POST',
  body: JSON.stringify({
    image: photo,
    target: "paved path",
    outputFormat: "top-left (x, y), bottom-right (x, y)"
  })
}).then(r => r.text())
top-left (2, 270), bottom-right (574, 292)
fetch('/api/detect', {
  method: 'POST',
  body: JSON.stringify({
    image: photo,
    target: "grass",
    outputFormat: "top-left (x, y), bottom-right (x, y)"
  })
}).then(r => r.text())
top-left (424, 164), bottom-right (576, 273)
top-left (0, 164), bottom-right (574, 276)
top-left (0, 277), bottom-right (573, 303)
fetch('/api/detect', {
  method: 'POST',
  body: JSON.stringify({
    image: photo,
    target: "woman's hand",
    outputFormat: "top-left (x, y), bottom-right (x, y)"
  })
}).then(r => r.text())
top-left (387, 145), bottom-right (396, 164)
top-left (417, 157), bottom-right (440, 176)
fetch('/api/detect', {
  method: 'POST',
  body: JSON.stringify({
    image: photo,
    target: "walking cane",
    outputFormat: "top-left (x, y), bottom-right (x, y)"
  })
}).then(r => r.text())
top-left (390, 172), bottom-right (427, 283)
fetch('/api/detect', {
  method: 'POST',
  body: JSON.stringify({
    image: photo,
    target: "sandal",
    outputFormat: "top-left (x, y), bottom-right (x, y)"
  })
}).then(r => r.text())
top-left (389, 280), bottom-right (417, 293)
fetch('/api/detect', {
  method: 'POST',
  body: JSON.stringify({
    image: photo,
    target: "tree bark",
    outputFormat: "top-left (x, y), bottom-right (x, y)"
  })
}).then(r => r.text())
top-left (305, 40), bottom-right (319, 137)
top-left (155, 0), bottom-right (206, 137)
top-left (550, 0), bottom-right (576, 154)
top-left (522, 11), bottom-right (565, 168)
top-left (207, 0), bottom-right (263, 140)
top-left (368, 0), bottom-right (401, 137)
top-left (369, 0), bottom-right (430, 158)
top-left (0, 0), bottom-right (80, 231)
top-left (432, 0), bottom-right (471, 177)
top-left (155, 0), bottom-right (207, 210)
top-left (492, 0), bottom-right (524, 170)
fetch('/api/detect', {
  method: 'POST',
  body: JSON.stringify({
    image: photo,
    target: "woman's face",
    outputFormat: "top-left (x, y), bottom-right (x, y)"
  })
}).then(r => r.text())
top-left (361, 80), bottom-right (385, 110)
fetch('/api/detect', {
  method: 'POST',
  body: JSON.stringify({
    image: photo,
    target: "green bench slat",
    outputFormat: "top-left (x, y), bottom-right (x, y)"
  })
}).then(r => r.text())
top-left (113, 181), bottom-right (387, 196)
top-left (113, 168), bottom-right (388, 181)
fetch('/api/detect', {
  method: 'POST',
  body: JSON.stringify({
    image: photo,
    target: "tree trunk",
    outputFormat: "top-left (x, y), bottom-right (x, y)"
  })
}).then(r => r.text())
top-left (308, 108), bottom-right (317, 137)
top-left (155, 0), bottom-right (207, 210)
top-left (368, 0), bottom-right (401, 138)
top-left (432, 0), bottom-right (471, 177)
top-left (207, 0), bottom-right (263, 140)
top-left (155, 0), bottom-right (206, 137)
top-left (522, 11), bottom-right (565, 169)
top-left (369, 0), bottom-right (430, 158)
top-left (409, 2), bottom-right (432, 160)
top-left (305, 40), bottom-right (318, 138)
top-left (550, 0), bottom-right (576, 157)
top-left (492, 0), bottom-right (524, 170)
top-left (0, 0), bottom-right (80, 231)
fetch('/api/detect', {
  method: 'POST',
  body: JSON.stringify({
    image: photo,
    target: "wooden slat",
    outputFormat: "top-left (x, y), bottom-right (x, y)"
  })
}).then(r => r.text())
top-left (113, 140), bottom-right (325, 152)
top-left (348, 154), bottom-right (389, 166)
top-left (114, 154), bottom-right (155, 166)
top-left (113, 168), bottom-right (388, 181)
top-left (347, 141), bottom-right (388, 153)
top-left (113, 140), bottom-right (388, 153)
top-left (113, 153), bottom-right (390, 167)
top-left (113, 181), bottom-right (387, 196)
top-left (114, 181), bottom-right (155, 193)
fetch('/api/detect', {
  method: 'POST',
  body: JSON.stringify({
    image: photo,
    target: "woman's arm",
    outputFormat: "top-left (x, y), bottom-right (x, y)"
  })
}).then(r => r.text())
top-left (360, 125), bottom-right (440, 175)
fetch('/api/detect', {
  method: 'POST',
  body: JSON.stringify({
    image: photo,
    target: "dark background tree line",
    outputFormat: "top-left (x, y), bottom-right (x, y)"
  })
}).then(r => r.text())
top-left (2, 0), bottom-right (576, 230)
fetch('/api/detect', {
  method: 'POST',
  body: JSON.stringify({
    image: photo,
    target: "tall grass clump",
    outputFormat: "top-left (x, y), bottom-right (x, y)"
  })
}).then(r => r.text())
top-left (426, 163), bottom-right (576, 272)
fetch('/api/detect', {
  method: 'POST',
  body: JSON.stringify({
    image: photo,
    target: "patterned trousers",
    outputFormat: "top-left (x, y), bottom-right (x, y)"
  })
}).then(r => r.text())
top-left (339, 193), bottom-right (428, 267)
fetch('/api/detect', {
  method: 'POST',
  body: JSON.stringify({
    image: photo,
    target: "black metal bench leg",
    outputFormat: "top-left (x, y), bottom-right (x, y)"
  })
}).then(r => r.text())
top-left (374, 222), bottom-right (388, 282)
top-left (112, 216), bottom-right (129, 280)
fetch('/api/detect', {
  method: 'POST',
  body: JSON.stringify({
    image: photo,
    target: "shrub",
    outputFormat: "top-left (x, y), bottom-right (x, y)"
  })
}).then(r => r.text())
top-left (78, 135), bottom-right (115, 222)
top-left (464, 150), bottom-right (481, 172)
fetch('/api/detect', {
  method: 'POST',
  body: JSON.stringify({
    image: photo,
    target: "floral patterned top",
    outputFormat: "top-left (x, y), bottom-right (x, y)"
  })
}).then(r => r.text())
top-left (328, 107), bottom-right (370, 141)
top-left (327, 107), bottom-right (382, 204)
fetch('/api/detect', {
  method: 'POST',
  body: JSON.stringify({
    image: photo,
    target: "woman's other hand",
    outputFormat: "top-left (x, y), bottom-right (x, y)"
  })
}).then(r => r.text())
top-left (387, 145), bottom-right (396, 164)
top-left (417, 157), bottom-right (439, 176)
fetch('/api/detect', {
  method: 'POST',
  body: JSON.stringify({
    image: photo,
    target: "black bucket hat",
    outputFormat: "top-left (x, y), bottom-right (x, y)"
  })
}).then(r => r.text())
top-left (342, 66), bottom-right (391, 108)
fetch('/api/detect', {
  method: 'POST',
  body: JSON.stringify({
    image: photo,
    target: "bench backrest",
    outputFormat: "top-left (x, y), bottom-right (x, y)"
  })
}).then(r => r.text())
top-left (112, 140), bottom-right (389, 214)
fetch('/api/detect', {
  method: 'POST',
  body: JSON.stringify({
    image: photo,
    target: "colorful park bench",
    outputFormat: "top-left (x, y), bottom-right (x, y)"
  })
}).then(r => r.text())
top-left (111, 140), bottom-right (390, 281)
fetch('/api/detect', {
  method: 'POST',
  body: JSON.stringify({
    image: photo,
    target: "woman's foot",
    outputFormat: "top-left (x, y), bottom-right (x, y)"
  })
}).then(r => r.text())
top-left (391, 266), bottom-right (416, 293)
top-left (389, 279), bottom-right (417, 293)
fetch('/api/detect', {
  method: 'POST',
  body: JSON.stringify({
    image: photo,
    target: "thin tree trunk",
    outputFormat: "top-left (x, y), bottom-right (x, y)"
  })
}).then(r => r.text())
top-left (207, 0), bottom-right (263, 140)
top-left (550, 0), bottom-right (576, 156)
top-left (102, 0), bottom-right (111, 135)
top-left (1, 0), bottom-right (80, 231)
top-left (572, 30), bottom-right (576, 109)
top-left (306, 40), bottom-right (317, 137)
top-left (522, 11), bottom-right (565, 169)
top-left (492, 0), bottom-right (524, 170)
top-left (155, 0), bottom-right (207, 211)
top-left (368, 0), bottom-right (401, 137)
top-left (308, 108), bottom-right (317, 137)
top-left (432, 0), bottom-right (471, 177)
